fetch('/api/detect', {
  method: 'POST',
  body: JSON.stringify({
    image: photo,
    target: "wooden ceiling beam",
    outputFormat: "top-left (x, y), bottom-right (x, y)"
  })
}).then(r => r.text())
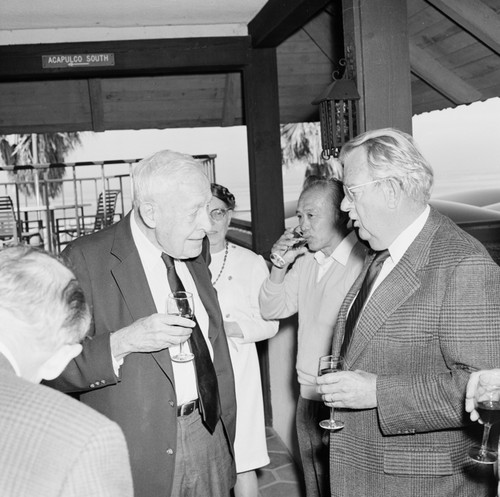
top-left (302, 1), bottom-right (344, 65)
top-left (0, 37), bottom-right (252, 82)
top-left (425, 0), bottom-right (500, 55)
top-left (249, 0), bottom-right (332, 48)
top-left (409, 41), bottom-right (483, 104)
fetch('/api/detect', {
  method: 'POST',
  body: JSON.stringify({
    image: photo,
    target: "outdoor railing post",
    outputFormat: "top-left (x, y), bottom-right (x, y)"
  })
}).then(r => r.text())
top-left (71, 164), bottom-right (81, 238)
top-left (40, 165), bottom-right (53, 253)
top-left (100, 163), bottom-right (108, 226)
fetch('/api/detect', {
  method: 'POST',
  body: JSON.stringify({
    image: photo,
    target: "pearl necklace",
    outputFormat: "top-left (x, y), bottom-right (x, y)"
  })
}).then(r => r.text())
top-left (212, 242), bottom-right (229, 285)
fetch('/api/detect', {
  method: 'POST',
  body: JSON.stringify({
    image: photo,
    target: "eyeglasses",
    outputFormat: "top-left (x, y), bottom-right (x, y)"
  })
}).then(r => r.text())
top-left (343, 178), bottom-right (393, 202)
top-left (209, 208), bottom-right (230, 222)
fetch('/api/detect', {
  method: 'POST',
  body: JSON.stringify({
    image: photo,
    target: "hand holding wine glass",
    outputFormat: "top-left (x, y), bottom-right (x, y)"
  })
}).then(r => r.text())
top-left (468, 371), bottom-right (500, 464)
top-left (166, 291), bottom-right (195, 362)
top-left (318, 355), bottom-right (345, 431)
top-left (270, 226), bottom-right (307, 268)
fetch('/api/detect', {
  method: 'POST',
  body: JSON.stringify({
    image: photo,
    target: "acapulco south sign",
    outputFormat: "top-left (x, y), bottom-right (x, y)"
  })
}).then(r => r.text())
top-left (42, 53), bottom-right (115, 69)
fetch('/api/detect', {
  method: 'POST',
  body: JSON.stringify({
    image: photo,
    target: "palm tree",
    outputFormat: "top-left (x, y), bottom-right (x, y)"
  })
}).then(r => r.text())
top-left (0, 132), bottom-right (81, 200)
top-left (280, 122), bottom-right (343, 184)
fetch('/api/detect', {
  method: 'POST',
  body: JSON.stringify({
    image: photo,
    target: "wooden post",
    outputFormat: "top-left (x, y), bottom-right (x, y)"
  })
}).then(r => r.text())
top-left (242, 47), bottom-right (283, 426)
top-left (242, 48), bottom-right (284, 257)
top-left (342, 0), bottom-right (412, 134)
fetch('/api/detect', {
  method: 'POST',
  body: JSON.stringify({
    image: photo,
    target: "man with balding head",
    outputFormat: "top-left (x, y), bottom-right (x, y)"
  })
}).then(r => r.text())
top-left (0, 246), bottom-right (132, 497)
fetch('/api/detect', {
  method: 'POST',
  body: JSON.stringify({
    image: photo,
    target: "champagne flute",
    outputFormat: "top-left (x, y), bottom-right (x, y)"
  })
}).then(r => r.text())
top-left (270, 226), bottom-right (307, 268)
top-left (166, 291), bottom-right (195, 363)
top-left (468, 371), bottom-right (500, 464)
top-left (318, 355), bottom-right (345, 431)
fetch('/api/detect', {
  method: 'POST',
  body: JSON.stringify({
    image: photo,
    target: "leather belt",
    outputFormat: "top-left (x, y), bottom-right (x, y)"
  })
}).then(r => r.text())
top-left (177, 399), bottom-right (199, 417)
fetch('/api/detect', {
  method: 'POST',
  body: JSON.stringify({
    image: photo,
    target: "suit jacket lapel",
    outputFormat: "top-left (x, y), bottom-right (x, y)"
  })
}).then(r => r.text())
top-left (110, 213), bottom-right (157, 320)
top-left (340, 209), bottom-right (443, 367)
top-left (109, 213), bottom-right (174, 382)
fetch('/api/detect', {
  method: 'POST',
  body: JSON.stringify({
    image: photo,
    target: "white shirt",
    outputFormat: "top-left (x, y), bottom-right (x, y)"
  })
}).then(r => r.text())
top-left (128, 213), bottom-right (213, 404)
top-left (314, 230), bottom-right (360, 282)
top-left (369, 205), bottom-right (430, 299)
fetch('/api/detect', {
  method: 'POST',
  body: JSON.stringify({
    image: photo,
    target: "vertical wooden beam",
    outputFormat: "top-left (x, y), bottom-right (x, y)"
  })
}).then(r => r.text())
top-left (342, 0), bottom-right (412, 133)
top-left (243, 48), bottom-right (284, 257)
top-left (242, 47), bottom-right (283, 425)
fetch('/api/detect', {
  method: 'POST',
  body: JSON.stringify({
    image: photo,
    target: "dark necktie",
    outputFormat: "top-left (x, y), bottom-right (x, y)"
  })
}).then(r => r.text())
top-left (161, 253), bottom-right (221, 433)
top-left (339, 249), bottom-right (390, 358)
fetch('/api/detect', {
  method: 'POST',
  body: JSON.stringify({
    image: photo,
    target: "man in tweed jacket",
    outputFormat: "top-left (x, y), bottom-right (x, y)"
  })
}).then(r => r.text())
top-left (317, 128), bottom-right (500, 496)
top-left (0, 246), bottom-right (133, 497)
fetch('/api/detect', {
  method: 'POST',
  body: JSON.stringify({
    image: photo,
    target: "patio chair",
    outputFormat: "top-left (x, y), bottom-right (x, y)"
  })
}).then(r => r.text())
top-left (0, 196), bottom-right (43, 248)
top-left (55, 189), bottom-right (121, 250)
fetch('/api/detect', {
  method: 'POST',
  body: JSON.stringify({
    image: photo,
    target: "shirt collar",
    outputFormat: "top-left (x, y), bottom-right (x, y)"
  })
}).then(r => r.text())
top-left (130, 211), bottom-right (164, 269)
top-left (0, 341), bottom-right (21, 376)
top-left (388, 205), bottom-right (430, 264)
top-left (314, 230), bottom-right (358, 266)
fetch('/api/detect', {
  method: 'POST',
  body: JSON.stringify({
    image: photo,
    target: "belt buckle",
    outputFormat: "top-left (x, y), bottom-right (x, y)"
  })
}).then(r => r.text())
top-left (178, 399), bottom-right (197, 417)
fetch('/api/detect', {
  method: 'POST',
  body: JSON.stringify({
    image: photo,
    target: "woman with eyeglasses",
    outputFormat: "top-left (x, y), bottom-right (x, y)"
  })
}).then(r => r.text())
top-left (207, 183), bottom-right (279, 497)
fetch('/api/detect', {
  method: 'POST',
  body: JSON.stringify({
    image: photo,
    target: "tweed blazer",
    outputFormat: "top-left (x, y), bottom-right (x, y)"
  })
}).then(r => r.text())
top-left (47, 212), bottom-right (237, 497)
top-left (0, 354), bottom-right (133, 497)
top-left (329, 208), bottom-right (500, 497)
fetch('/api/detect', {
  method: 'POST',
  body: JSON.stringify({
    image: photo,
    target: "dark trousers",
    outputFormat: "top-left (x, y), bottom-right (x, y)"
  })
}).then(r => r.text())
top-left (171, 409), bottom-right (235, 497)
top-left (296, 396), bottom-right (331, 497)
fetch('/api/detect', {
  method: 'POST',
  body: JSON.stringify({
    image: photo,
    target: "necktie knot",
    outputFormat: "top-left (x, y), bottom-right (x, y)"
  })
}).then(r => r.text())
top-left (161, 252), bottom-right (175, 270)
top-left (372, 249), bottom-right (390, 265)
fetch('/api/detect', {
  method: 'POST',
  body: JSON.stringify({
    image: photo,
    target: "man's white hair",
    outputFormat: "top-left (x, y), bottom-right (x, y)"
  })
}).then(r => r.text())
top-left (0, 246), bottom-right (90, 352)
top-left (339, 128), bottom-right (434, 203)
top-left (132, 150), bottom-right (207, 209)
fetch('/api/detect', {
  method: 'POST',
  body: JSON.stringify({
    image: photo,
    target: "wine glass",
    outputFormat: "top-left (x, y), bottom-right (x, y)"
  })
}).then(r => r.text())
top-left (166, 291), bottom-right (195, 363)
top-left (270, 226), bottom-right (307, 268)
top-left (318, 355), bottom-right (345, 431)
top-left (468, 371), bottom-right (500, 464)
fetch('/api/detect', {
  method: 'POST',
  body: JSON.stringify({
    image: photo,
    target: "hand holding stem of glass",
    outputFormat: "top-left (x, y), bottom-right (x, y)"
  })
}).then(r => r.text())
top-left (318, 355), bottom-right (345, 431)
top-left (166, 291), bottom-right (195, 363)
top-left (270, 226), bottom-right (307, 268)
top-left (468, 371), bottom-right (500, 464)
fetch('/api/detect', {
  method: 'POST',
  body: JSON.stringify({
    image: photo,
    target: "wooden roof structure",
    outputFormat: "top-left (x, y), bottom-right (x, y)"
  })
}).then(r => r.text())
top-left (1, 0), bottom-right (499, 132)
top-left (0, 0), bottom-right (499, 254)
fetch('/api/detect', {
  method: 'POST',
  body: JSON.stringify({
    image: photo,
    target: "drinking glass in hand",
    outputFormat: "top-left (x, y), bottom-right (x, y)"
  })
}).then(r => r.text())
top-left (318, 355), bottom-right (345, 431)
top-left (166, 291), bottom-right (195, 363)
top-left (270, 226), bottom-right (307, 268)
top-left (468, 371), bottom-right (500, 464)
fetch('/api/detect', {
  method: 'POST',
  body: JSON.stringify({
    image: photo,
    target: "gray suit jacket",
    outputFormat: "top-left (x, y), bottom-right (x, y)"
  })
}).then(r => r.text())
top-left (0, 354), bottom-right (133, 497)
top-left (329, 208), bottom-right (500, 497)
top-left (47, 212), bottom-right (236, 497)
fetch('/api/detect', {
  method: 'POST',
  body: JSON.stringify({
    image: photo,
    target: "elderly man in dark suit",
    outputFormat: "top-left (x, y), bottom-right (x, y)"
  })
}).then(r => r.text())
top-left (48, 150), bottom-right (237, 497)
top-left (317, 128), bottom-right (500, 497)
top-left (0, 246), bottom-right (133, 497)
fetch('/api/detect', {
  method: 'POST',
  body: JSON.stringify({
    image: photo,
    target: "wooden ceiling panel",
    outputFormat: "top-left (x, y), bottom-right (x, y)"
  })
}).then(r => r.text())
top-left (408, 0), bottom-right (500, 113)
top-left (0, 80), bottom-right (92, 133)
top-left (99, 74), bottom-right (243, 130)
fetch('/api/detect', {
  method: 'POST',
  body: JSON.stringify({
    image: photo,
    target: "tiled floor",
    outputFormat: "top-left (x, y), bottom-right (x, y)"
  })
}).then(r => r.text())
top-left (257, 428), bottom-right (305, 497)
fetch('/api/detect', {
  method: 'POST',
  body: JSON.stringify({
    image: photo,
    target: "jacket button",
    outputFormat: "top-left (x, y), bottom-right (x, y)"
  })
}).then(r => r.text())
top-left (168, 400), bottom-right (174, 407)
top-left (90, 383), bottom-right (95, 388)
top-left (166, 448), bottom-right (174, 455)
